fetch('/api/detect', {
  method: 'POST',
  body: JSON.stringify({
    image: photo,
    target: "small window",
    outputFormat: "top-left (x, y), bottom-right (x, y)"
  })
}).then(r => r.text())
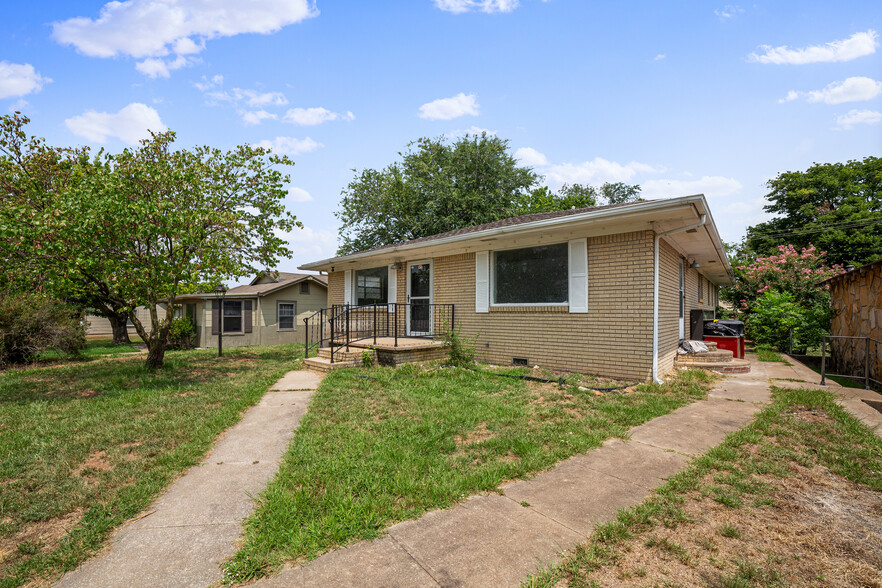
top-left (278, 302), bottom-right (296, 330)
top-left (698, 275), bottom-right (703, 302)
top-left (493, 243), bottom-right (568, 305)
top-left (355, 267), bottom-right (388, 306)
top-left (300, 281), bottom-right (310, 295)
top-left (223, 300), bottom-right (242, 333)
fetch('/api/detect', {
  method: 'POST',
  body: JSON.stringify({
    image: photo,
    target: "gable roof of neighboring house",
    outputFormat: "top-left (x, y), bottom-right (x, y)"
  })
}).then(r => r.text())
top-left (174, 272), bottom-right (327, 302)
top-left (300, 194), bottom-right (734, 285)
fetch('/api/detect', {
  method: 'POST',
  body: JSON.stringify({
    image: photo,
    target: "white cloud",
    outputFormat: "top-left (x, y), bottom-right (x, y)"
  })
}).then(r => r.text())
top-left (446, 126), bottom-right (496, 139)
top-left (545, 158), bottom-right (660, 185)
top-left (285, 186), bottom-right (313, 202)
top-left (434, 0), bottom-right (519, 14)
top-left (194, 74), bottom-right (223, 92)
top-left (514, 147), bottom-right (548, 167)
top-left (418, 93), bottom-right (479, 120)
top-left (652, 53), bottom-right (666, 62)
top-left (780, 76), bottom-right (882, 104)
top-left (255, 136), bottom-right (321, 155)
top-left (135, 55), bottom-right (195, 78)
top-left (282, 107), bottom-right (354, 126)
top-left (277, 225), bottom-right (338, 263)
top-left (835, 109), bottom-right (882, 129)
top-left (206, 87), bottom-right (288, 107)
top-left (714, 5), bottom-right (743, 19)
top-left (641, 176), bottom-right (743, 199)
top-left (241, 110), bottom-right (277, 126)
top-left (64, 103), bottom-right (166, 145)
top-left (750, 30), bottom-right (878, 64)
top-left (0, 62), bottom-right (51, 99)
top-left (52, 0), bottom-right (318, 76)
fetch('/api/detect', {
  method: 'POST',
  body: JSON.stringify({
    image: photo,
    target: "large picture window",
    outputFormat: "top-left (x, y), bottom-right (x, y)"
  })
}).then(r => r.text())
top-left (355, 267), bottom-right (388, 305)
top-left (223, 300), bottom-right (242, 333)
top-left (493, 243), bottom-right (568, 305)
top-left (278, 302), bottom-right (296, 330)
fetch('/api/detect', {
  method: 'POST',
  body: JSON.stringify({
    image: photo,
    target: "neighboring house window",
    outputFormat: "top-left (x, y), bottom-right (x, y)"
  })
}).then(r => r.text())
top-left (223, 300), bottom-right (243, 333)
top-left (493, 243), bottom-right (568, 305)
top-left (278, 302), bottom-right (296, 330)
top-left (355, 267), bottom-right (388, 305)
top-left (300, 281), bottom-right (310, 294)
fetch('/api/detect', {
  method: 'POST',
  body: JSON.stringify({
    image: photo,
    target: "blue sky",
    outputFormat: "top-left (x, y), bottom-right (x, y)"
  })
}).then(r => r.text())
top-left (3, 1), bottom-right (880, 280)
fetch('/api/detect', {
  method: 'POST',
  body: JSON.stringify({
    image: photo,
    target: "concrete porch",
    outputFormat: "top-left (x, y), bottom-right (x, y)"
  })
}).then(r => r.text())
top-left (303, 337), bottom-right (447, 373)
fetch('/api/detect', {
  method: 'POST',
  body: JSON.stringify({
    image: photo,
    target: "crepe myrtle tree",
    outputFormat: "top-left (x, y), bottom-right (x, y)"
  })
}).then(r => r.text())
top-left (65, 131), bottom-right (301, 369)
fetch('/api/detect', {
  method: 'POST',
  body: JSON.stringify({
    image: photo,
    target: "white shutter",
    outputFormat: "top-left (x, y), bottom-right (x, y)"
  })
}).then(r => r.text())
top-left (568, 238), bottom-right (588, 313)
top-left (344, 270), bottom-right (352, 305)
top-left (387, 265), bottom-right (397, 312)
top-left (475, 251), bottom-right (490, 313)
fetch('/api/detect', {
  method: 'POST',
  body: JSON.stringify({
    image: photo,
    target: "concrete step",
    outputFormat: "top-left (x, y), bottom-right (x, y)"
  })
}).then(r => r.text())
top-left (677, 349), bottom-right (735, 363)
top-left (676, 358), bottom-right (751, 374)
top-left (304, 356), bottom-right (360, 373)
top-left (316, 347), bottom-right (365, 361)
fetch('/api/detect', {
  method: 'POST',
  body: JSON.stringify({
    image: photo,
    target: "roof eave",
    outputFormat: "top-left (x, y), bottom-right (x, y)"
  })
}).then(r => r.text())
top-left (300, 195), bottom-right (714, 271)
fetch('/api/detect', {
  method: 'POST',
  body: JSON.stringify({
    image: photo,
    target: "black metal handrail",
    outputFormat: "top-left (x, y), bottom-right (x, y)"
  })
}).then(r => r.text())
top-left (820, 335), bottom-right (882, 390)
top-left (304, 303), bottom-right (455, 363)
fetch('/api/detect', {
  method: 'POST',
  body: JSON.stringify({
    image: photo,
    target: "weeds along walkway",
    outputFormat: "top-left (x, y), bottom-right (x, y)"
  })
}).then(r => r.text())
top-left (255, 360), bottom-right (776, 588)
top-left (56, 370), bottom-right (323, 588)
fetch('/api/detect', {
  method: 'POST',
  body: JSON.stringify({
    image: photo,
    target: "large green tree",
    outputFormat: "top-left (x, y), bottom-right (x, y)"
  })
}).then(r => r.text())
top-left (336, 133), bottom-right (539, 254)
top-left (745, 156), bottom-right (882, 267)
top-left (0, 113), bottom-right (135, 343)
top-left (335, 132), bottom-right (642, 254)
top-left (1, 114), bottom-right (301, 368)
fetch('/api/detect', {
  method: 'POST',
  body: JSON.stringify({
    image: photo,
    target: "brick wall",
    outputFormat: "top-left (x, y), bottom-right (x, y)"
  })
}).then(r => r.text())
top-left (658, 239), bottom-right (681, 377)
top-left (433, 232), bottom-right (656, 381)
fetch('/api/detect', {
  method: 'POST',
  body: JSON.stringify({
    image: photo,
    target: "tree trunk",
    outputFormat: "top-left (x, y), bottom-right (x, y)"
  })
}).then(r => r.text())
top-left (145, 338), bottom-right (167, 370)
top-left (107, 311), bottom-right (132, 345)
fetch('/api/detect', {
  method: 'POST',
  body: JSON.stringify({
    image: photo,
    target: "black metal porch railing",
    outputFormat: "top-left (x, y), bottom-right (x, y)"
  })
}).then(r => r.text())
top-left (820, 335), bottom-right (881, 390)
top-left (304, 303), bottom-right (455, 363)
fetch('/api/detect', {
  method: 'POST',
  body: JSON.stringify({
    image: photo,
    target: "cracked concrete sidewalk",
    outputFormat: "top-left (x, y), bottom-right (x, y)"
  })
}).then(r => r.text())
top-left (256, 360), bottom-right (781, 588)
top-left (55, 370), bottom-right (323, 588)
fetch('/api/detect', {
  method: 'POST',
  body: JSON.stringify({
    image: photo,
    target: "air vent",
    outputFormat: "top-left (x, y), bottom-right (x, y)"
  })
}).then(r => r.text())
top-left (512, 357), bottom-right (529, 366)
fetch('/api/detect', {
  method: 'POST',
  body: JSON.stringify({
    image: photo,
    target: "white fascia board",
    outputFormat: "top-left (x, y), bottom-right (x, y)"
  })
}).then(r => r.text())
top-left (299, 195), bottom-right (712, 271)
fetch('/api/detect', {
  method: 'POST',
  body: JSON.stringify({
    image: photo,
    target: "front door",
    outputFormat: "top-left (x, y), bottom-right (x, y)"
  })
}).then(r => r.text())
top-left (406, 261), bottom-right (432, 336)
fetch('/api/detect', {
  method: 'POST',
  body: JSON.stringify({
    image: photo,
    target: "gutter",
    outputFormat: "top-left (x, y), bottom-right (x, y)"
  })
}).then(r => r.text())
top-left (652, 213), bottom-right (707, 385)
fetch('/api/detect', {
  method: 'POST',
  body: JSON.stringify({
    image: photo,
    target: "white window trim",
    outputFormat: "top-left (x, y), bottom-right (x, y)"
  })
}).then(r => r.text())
top-left (489, 243), bottom-right (570, 308)
top-left (277, 300), bottom-right (296, 331)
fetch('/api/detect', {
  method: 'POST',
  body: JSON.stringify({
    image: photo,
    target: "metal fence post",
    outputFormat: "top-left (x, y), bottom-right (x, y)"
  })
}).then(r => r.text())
top-left (865, 336), bottom-right (871, 390)
top-left (373, 304), bottom-right (377, 346)
top-left (345, 304), bottom-right (350, 352)
top-left (304, 315), bottom-right (310, 360)
top-left (394, 303), bottom-right (399, 348)
top-left (820, 335), bottom-right (826, 386)
top-left (789, 328), bottom-right (793, 355)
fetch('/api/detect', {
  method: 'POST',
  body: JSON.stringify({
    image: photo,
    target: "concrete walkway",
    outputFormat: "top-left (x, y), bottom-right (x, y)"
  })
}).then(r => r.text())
top-left (257, 360), bottom-right (779, 588)
top-left (56, 370), bottom-right (323, 588)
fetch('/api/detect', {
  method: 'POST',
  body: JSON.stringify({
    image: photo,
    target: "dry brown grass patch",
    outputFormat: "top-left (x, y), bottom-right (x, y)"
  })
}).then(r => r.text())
top-left (0, 510), bottom-right (83, 573)
top-left (588, 464), bottom-right (882, 587)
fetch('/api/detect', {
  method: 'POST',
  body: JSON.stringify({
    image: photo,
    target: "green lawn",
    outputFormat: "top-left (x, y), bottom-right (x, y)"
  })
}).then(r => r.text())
top-left (0, 344), bottom-right (302, 588)
top-left (754, 344), bottom-right (789, 364)
top-left (524, 385), bottom-right (882, 587)
top-left (39, 337), bottom-right (141, 362)
top-left (223, 365), bottom-right (718, 583)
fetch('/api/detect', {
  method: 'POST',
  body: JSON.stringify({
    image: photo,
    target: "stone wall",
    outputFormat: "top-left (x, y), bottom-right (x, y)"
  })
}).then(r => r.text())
top-left (828, 261), bottom-right (882, 384)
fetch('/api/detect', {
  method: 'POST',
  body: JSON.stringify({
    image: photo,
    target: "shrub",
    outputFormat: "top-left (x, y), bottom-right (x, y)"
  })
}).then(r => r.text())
top-left (361, 348), bottom-right (374, 367)
top-left (442, 324), bottom-right (477, 367)
top-left (166, 316), bottom-right (196, 350)
top-left (745, 289), bottom-right (830, 352)
top-left (0, 292), bottom-right (86, 366)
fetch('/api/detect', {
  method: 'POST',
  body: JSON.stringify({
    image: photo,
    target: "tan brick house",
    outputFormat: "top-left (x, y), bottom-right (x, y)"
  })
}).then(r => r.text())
top-left (300, 195), bottom-right (731, 381)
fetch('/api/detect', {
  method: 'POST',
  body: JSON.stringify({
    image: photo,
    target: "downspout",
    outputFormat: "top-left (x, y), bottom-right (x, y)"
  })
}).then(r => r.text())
top-left (652, 214), bottom-right (707, 384)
